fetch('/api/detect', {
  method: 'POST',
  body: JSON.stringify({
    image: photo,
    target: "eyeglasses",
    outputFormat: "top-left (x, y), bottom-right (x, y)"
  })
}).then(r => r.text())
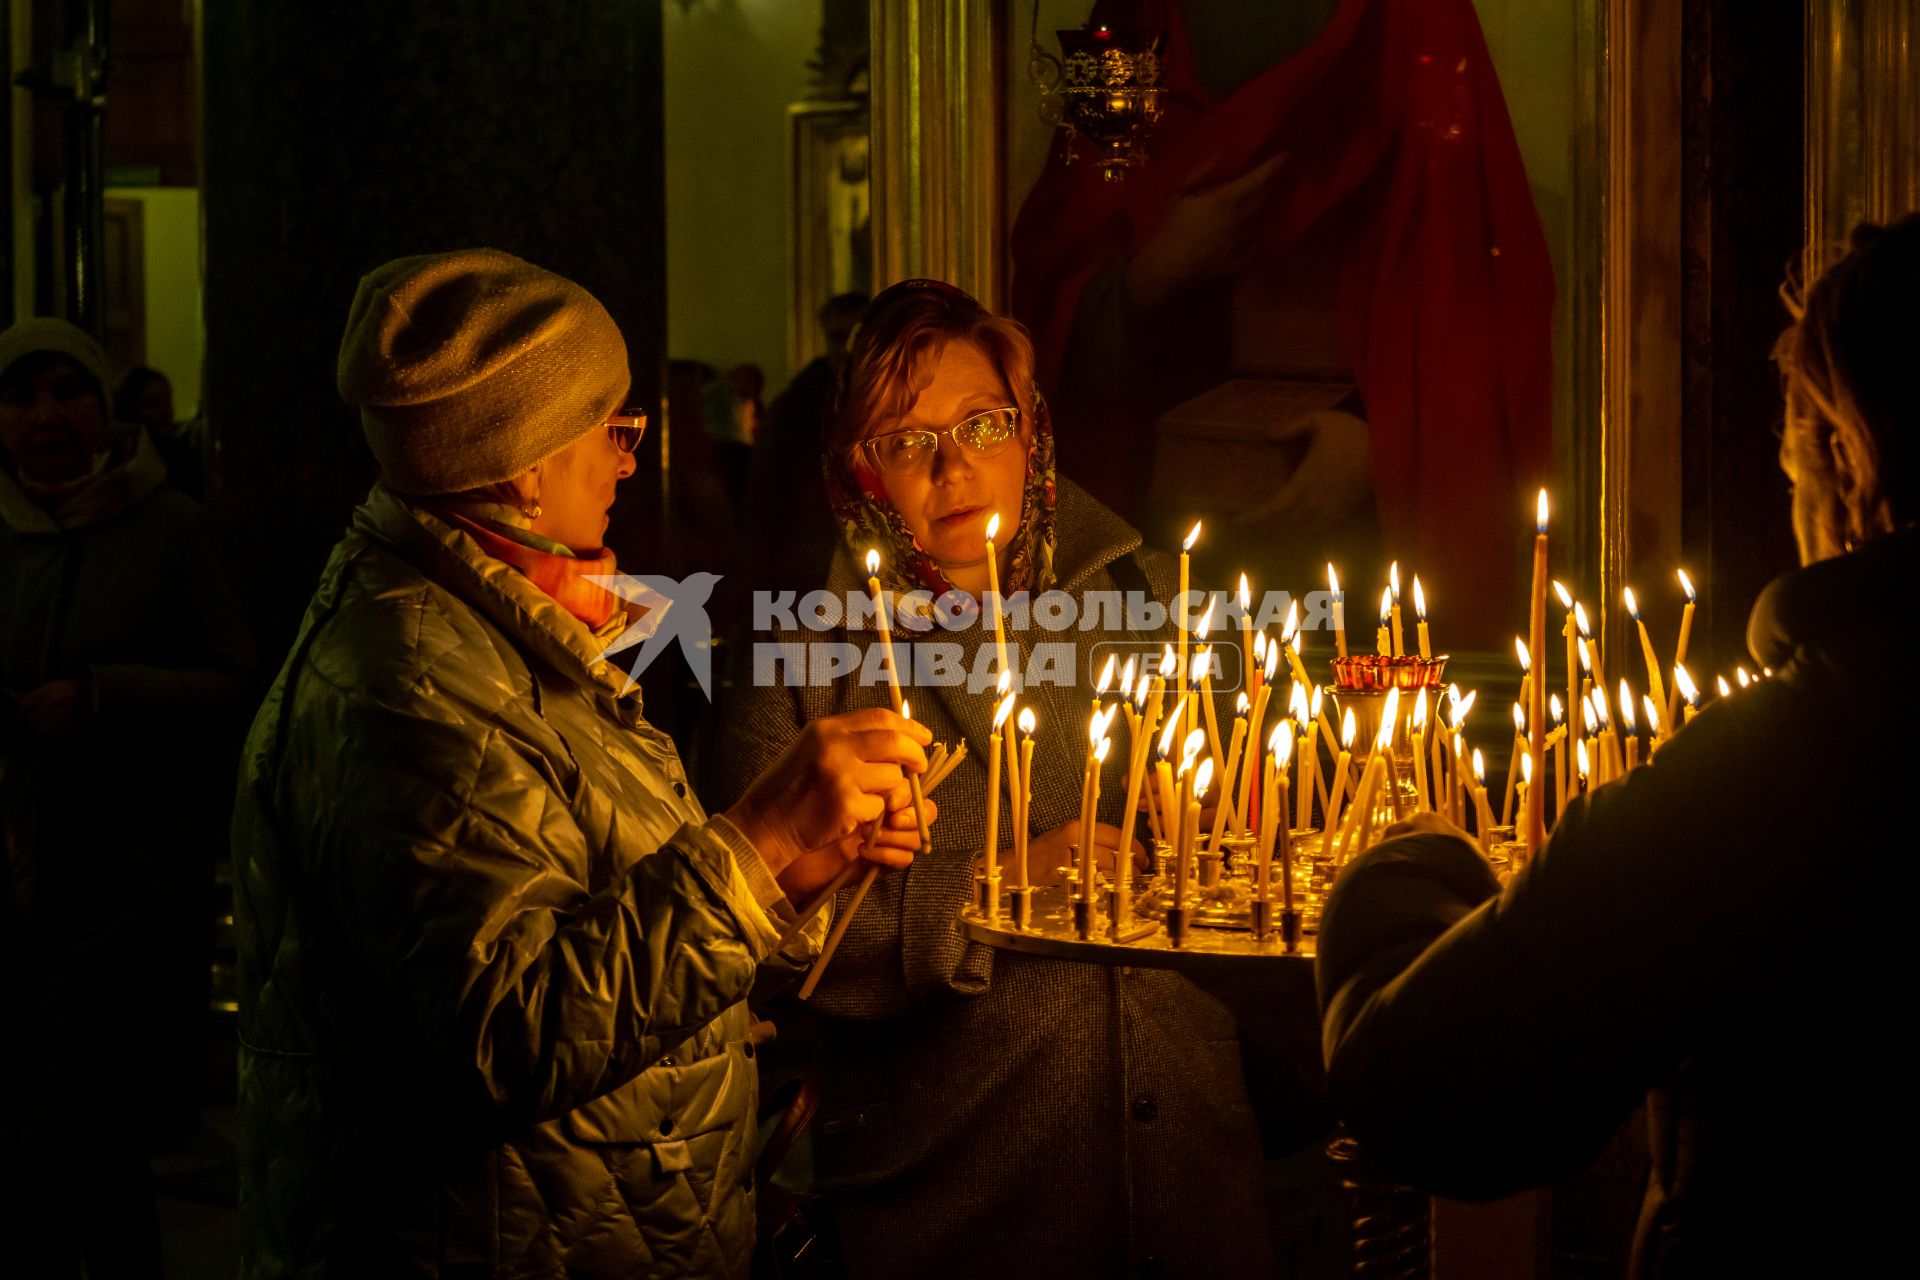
top-left (605, 413), bottom-right (648, 452)
top-left (859, 406), bottom-right (1021, 476)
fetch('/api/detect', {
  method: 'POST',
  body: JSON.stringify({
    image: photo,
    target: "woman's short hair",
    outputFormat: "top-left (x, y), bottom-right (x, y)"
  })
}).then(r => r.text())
top-left (1775, 214), bottom-right (1920, 549)
top-left (829, 283), bottom-right (1038, 459)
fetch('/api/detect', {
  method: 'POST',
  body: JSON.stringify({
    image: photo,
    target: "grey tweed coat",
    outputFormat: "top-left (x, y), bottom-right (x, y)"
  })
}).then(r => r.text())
top-left (709, 479), bottom-right (1277, 1280)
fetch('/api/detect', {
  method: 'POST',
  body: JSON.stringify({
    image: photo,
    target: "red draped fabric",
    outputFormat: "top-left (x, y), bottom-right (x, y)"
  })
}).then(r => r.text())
top-left (1011, 0), bottom-right (1554, 627)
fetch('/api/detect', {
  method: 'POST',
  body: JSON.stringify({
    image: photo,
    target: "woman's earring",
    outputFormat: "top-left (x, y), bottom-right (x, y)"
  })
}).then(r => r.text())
top-left (522, 499), bottom-right (543, 521)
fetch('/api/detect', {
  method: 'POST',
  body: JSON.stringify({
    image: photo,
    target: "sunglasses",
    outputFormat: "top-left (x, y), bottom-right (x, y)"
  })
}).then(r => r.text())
top-left (605, 413), bottom-right (648, 452)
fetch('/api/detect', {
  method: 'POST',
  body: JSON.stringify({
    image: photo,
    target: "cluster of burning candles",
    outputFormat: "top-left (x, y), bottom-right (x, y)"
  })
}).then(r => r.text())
top-left (826, 498), bottom-right (1747, 971)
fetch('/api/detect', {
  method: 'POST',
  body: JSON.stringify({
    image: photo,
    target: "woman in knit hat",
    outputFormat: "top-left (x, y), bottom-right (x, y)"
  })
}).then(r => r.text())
top-left (0, 317), bottom-right (255, 1276)
top-left (232, 249), bottom-right (936, 1278)
top-left (709, 281), bottom-right (1298, 1279)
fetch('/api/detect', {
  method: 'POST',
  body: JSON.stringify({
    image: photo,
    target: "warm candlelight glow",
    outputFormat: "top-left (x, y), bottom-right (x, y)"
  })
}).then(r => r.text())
top-left (1341, 708), bottom-right (1357, 749)
top-left (1094, 736), bottom-right (1112, 764)
top-left (1133, 671), bottom-right (1151, 706)
top-left (1574, 602), bottom-right (1592, 639)
top-left (1183, 521), bottom-right (1203, 552)
top-left (1019, 707), bottom-right (1037, 735)
top-left (1194, 756), bottom-right (1215, 800)
top-left (1582, 697), bottom-right (1598, 736)
top-left (1121, 655), bottom-right (1137, 691)
top-left (1716, 675), bottom-right (1732, 698)
top-left (1159, 645), bottom-right (1176, 677)
top-left (1449, 689), bottom-right (1476, 728)
top-left (900, 699), bottom-right (911, 721)
top-left (1182, 728), bottom-right (1206, 771)
top-left (1522, 752), bottom-right (1534, 783)
top-left (1253, 632), bottom-right (1267, 667)
top-left (865, 548), bottom-right (880, 576)
top-left (1536, 488), bottom-right (1550, 533)
top-left (1674, 665), bottom-right (1699, 707)
top-left (1272, 727), bottom-right (1292, 764)
top-left (1235, 691), bottom-right (1250, 715)
top-left (1512, 702), bottom-right (1526, 733)
top-left (1311, 686), bottom-right (1324, 719)
top-left (1378, 588), bottom-right (1392, 626)
top-left (1735, 666), bottom-right (1752, 688)
top-left (1237, 573), bottom-right (1251, 611)
top-left (1264, 640), bottom-right (1280, 681)
top-left (1158, 715), bottom-right (1181, 758)
top-left (1377, 688), bottom-right (1399, 750)
top-left (1553, 580), bottom-right (1573, 611)
top-left (1289, 682), bottom-right (1309, 726)
top-left (1471, 748), bottom-right (1486, 785)
top-left (1549, 693), bottom-right (1565, 726)
top-left (1190, 649), bottom-right (1210, 682)
top-left (1515, 636), bottom-right (1532, 672)
top-left (1095, 654), bottom-right (1116, 696)
top-left (1389, 560), bottom-right (1401, 599)
top-left (1413, 688), bottom-right (1429, 730)
top-left (1578, 640), bottom-right (1593, 674)
top-left (1618, 686), bottom-right (1636, 732)
top-left (1643, 695), bottom-right (1662, 735)
top-left (985, 512), bottom-right (1001, 542)
top-left (1197, 599), bottom-right (1217, 639)
top-left (1677, 568), bottom-right (1696, 601)
top-left (1328, 564), bottom-right (1341, 596)
top-left (1412, 575), bottom-right (1427, 620)
top-left (1282, 601), bottom-right (1300, 646)
top-left (1576, 739), bottom-right (1590, 781)
top-left (1623, 586), bottom-right (1640, 619)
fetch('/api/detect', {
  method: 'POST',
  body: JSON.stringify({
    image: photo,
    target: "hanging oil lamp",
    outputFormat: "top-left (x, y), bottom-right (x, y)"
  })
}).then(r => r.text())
top-left (1030, 14), bottom-right (1167, 181)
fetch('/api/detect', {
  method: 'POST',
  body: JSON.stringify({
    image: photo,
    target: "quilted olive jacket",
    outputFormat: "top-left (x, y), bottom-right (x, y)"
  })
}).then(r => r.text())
top-left (234, 486), bottom-right (820, 1279)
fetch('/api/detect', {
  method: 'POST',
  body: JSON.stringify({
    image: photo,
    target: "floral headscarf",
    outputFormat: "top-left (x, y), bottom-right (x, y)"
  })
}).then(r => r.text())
top-left (823, 279), bottom-right (1058, 600)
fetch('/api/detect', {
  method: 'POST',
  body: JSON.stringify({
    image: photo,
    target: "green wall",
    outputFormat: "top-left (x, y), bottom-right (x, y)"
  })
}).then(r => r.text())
top-left (105, 186), bottom-right (204, 417)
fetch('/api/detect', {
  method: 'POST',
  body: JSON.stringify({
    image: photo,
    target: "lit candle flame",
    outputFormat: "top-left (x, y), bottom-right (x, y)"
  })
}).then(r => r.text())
top-left (1377, 688), bottom-right (1400, 750)
top-left (1190, 649), bottom-right (1210, 682)
top-left (1197, 599), bottom-right (1217, 639)
top-left (1549, 693), bottom-right (1564, 725)
top-left (1623, 586), bottom-right (1640, 619)
top-left (1591, 686), bottom-right (1610, 728)
top-left (1018, 707), bottom-right (1037, 736)
top-left (1578, 640), bottom-right (1593, 674)
top-left (1674, 664), bottom-right (1699, 707)
top-left (1095, 654), bottom-right (1116, 696)
top-left (1235, 691), bottom-right (1250, 716)
top-left (1414, 688), bottom-right (1429, 729)
top-left (900, 699), bottom-right (912, 722)
top-left (1512, 702), bottom-right (1526, 733)
top-left (1264, 641), bottom-right (1280, 682)
top-left (1574, 602), bottom-right (1592, 639)
top-left (1237, 573), bottom-right (1251, 611)
top-left (1134, 671), bottom-right (1152, 707)
top-left (1289, 682), bottom-right (1309, 721)
top-left (1389, 561), bottom-right (1401, 599)
top-left (1282, 600), bottom-right (1300, 645)
top-left (1582, 697), bottom-right (1598, 735)
top-left (1094, 736), bottom-right (1112, 765)
top-left (1182, 729), bottom-right (1206, 771)
top-left (1451, 690), bottom-right (1476, 728)
top-left (1522, 752), bottom-right (1534, 784)
top-left (993, 693), bottom-right (1016, 730)
top-left (1735, 666), bottom-right (1752, 688)
top-left (1327, 563), bottom-right (1341, 596)
top-left (1194, 756), bottom-right (1215, 800)
top-left (1716, 675), bottom-right (1732, 698)
top-left (1412, 575), bottom-right (1427, 621)
top-left (1378, 588), bottom-right (1392, 626)
top-left (1618, 683), bottom-right (1636, 731)
top-left (1311, 686), bottom-right (1324, 717)
top-left (985, 512), bottom-right (1000, 543)
top-left (1272, 727), bottom-right (1293, 766)
top-left (865, 548), bottom-right (880, 576)
top-left (1183, 521), bottom-right (1203, 552)
top-left (997, 669), bottom-right (1012, 697)
top-left (1471, 748), bottom-right (1486, 785)
top-left (1159, 644), bottom-right (1177, 678)
top-left (1642, 695), bottom-right (1661, 735)
top-left (1253, 632), bottom-right (1267, 665)
top-left (1576, 739), bottom-right (1590, 781)
top-left (1121, 655), bottom-right (1137, 691)
top-left (1536, 489), bottom-right (1550, 534)
top-left (1677, 568), bottom-right (1696, 601)
top-left (1158, 715), bottom-right (1181, 758)
top-left (1341, 708), bottom-right (1357, 749)
top-left (1515, 636), bottom-right (1532, 672)
top-left (1553, 580), bottom-right (1573, 611)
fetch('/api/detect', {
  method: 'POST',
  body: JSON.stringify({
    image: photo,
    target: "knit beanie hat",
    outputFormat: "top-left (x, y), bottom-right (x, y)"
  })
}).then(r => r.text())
top-left (0, 317), bottom-right (112, 394)
top-left (338, 248), bottom-right (629, 495)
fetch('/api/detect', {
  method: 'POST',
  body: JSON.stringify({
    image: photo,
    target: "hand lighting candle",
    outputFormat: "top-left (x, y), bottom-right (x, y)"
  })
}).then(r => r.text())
top-left (1328, 563), bottom-right (1348, 659)
top-left (1527, 491), bottom-right (1550, 852)
top-left (866, 550), bottom-right (930, 851)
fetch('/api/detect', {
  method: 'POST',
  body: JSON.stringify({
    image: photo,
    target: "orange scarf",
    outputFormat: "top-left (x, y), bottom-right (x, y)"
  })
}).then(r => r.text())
top-left (445, 513), bottom-right (620, 630)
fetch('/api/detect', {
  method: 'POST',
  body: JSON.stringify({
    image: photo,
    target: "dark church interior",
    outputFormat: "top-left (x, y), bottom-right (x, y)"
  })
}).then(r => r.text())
top-left (2, 1), bottom-right (1915, 1277)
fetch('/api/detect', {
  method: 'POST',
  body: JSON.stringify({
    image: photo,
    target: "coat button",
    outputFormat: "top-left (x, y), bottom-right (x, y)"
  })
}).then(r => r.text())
top-left (1139, 1254), bottom-right (1164, 1278)
top-left (1131, 1095), bottom-right (1157, 1123)
top-left (660, 1116), bottom-right (674, 1135)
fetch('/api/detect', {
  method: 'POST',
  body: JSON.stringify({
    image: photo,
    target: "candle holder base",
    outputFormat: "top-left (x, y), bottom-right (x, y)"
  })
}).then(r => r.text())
top-left (1008, 886), bottom-right (1035, 931)
top-left (1196, 851), bottom-right (1224, 889)
top-left (1103, 887), bottom-right (1157, 943)
top-left (958, 885), bottom-right (1316, 974)
top-left (1071, 897), bottom-right (1097, 939)
top-left (976, 873), bottom-right (1003, 923)
top-left (1144, 841), bottom-right (1169, 879)
top-left (1165, 905), bottom-right (1189, 948)
top-left (1248, 898), bottom-right (1272, 942)
top-left (1280, 908), bottom-right (1302, 953)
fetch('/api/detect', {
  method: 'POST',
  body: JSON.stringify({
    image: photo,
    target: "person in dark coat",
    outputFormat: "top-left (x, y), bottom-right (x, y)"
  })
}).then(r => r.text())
top-left (1315, 216), bottom-right (1920, 1279)
top-left (0, 318), bottom-right (255, 1277)
top-left (115, 364), bottom-right (206, 501)
top-left (710, 281), bottom-right (1284, 1279)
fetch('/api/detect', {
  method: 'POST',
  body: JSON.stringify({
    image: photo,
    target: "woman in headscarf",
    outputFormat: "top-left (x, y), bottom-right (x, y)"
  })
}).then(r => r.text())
top-left (0, 318), bottom-right (255, 1277)
top-left (710, 280), bottom-right (1289, 1279)
top-left (231, 249), bottom-right (935, 1278)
